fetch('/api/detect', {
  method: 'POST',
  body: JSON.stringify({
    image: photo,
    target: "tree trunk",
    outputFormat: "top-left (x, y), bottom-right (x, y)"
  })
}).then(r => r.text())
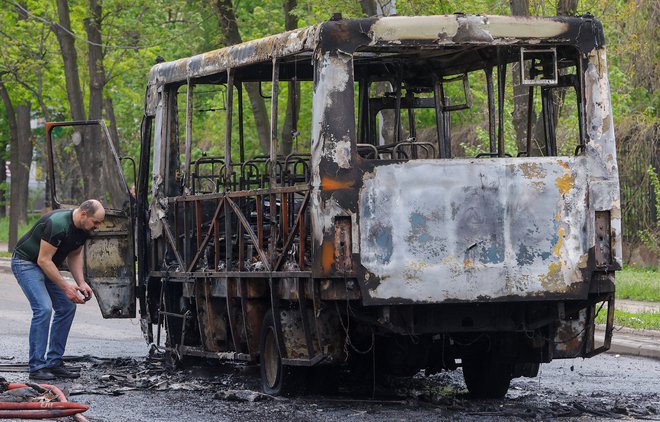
top-left (53, 0), bottom-right (85, 122)
top-left (81, 0), bottom-right (107, 200)
top-left (102, 96), bottom-right (130, 201)
top-left (54, 0), bottom-right (95, 199)
top-left (557, 0), bottom-right (578, 15)
top-left (509, 0), bottom-right (533, 153)
top-left (280, 0), bottom-right (300, 155)
top-left (360, 0), bottom-right (377, 16)
top-left (8, 103), bottom-right (33, 249)
top-left (211, 0), bottom-right (271, 155)
top-left (0, 77), bottom-right (12, 220)
top-left (104, 97), bottom-right (121, 154)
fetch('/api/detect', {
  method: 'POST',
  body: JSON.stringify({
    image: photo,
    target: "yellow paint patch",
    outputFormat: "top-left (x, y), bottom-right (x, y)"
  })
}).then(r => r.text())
top-left (548, 261), bottom-right (562, 276)
top-left (555, 173), bottom-right (575, 195)
top-left (558, 160), bottom-right (571, 170)
top-left (553, 226), bottom-right (565, 257)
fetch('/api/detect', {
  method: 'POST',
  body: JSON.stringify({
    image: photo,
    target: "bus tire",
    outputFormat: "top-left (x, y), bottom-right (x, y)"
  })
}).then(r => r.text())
top-left (462, 356), bottom-right (512, 399)
top-left (259, 311), bottom-right (305, 396)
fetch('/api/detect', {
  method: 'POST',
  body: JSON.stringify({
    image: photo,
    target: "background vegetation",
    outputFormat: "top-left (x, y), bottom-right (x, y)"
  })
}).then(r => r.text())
top-left (0, 0), bottom-right (657, 259)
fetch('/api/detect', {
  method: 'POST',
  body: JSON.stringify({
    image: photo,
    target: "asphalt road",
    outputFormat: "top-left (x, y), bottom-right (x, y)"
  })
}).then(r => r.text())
top-left (1, 271), bottom-right (659, 421)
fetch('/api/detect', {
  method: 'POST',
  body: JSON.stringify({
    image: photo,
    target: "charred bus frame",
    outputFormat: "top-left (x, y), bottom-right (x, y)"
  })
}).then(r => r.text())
top-left (45, 14), bottom-right (621, 398)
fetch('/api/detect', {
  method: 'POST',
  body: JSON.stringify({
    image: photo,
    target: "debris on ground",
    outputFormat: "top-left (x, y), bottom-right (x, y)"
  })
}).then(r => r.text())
top-left (214, 389), bottom-right (274, 402)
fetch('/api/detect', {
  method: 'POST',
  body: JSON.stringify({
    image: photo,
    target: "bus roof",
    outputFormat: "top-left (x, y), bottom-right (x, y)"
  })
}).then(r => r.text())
top-left (145, 14), bottom-right (604, 112)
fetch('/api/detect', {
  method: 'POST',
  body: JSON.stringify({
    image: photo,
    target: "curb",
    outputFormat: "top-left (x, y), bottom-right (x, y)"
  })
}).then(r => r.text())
top-left (596, 325), bottom-right (660, 360)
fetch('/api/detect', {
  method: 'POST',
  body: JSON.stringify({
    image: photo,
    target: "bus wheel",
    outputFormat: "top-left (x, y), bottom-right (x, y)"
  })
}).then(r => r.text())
top-left (259, 311), bottom-right (305, 395)
top-left (462, 356), bottom-right (512, 399)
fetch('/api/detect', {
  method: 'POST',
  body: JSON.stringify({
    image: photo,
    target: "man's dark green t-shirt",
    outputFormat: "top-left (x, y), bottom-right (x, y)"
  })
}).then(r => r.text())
top-left (14, 209), bottom-right (89, 267)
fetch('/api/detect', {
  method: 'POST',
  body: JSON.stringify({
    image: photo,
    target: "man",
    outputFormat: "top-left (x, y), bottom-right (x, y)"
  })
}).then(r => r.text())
top-left (11, 200), bottom-right (105, 380)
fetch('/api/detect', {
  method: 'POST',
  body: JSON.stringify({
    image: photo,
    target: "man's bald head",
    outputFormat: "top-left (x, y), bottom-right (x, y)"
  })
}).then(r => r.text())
top-left (78, 199), bottom-right (105, 232)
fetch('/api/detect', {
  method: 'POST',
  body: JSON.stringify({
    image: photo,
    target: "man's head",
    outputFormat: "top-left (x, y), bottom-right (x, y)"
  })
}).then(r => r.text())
top-left (78, 199), bottom-right (105, 232)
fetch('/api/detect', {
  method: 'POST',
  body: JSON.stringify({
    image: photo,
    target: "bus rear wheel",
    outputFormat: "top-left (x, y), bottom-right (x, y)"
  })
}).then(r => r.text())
top-left (259, 311), bottom-right (305, 395)
top-left (462, 356), bottom-right (512, 399)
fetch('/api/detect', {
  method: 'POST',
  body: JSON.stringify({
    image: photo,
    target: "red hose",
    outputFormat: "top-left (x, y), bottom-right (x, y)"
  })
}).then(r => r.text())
top-left (0, 402), bottom-right (88, 410)
top-left (2, 383), bottom-right (89, 421)
top-left (0, 408), bottom-right (83, 419)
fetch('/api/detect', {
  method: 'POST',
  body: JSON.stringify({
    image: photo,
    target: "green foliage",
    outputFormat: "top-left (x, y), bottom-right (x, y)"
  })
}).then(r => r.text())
top-left (617, 267), bottom-right (660, 302)
top-left (0, 215), bottom-right (40, 244)
top-left (638, 165), bottom-right (660, 254)
top-left (0, 0), bottom-right (656, 250)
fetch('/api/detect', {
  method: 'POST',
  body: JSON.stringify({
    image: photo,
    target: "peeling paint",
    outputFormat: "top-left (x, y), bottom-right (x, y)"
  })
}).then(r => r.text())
top-left (369, 15), bottom-right (568, 43)
top-left (555, 173), bottom-right (575, 196)
top-left (359, 158), bottom-right (589, 301)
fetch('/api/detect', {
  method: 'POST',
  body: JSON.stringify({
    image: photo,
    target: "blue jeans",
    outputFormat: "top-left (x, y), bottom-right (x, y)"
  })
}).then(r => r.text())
top-left (11, 257), bottom-right (76, 372)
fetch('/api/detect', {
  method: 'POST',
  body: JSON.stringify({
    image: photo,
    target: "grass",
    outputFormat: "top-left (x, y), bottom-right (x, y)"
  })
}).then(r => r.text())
top-left (596, 309), bottom-right (660, 331)
top-left (616, 267), bottom-right (660, 302)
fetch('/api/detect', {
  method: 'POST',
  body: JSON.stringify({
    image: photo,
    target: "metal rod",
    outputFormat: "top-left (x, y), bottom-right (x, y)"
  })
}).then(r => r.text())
top-left (238, 82), bottom-right (245, 164)
top-left (526, 86), bottom-right (535, 157)
top-left (270, 59), bottom-right (280, 187)
top-left (224, 69), bottom-right (234, 186)
top-left (187, 199), bottom-right (225, 272)
top-left (497, 62), bottom-right (506, 158)
top-left (485, 67), bottom-right (496, 154)
top-left (184, 80), bottom-right (193, 191)
top-left (433, 79), bottom-right (445, 158)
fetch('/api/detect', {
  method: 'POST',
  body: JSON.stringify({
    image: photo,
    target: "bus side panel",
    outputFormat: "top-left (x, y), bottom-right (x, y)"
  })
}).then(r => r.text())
top-left (358, 157), bottom-right (590, 303)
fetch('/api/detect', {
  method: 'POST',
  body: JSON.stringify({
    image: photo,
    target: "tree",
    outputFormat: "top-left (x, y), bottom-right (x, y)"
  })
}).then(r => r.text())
top-left (51, 0), bottom-right (125, 203)
top-left (0, 79), bottom-right (32, 249)
top-left (210, 0), bottom-right (271, 155)
top-left (0, 2), bottom-right (54, 247)
top-left (280, 0), bottom-right (300, 155)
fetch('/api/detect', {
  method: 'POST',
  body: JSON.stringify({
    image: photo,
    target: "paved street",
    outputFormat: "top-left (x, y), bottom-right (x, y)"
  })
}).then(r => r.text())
top-left (1, 270), bottom-right (659, 421)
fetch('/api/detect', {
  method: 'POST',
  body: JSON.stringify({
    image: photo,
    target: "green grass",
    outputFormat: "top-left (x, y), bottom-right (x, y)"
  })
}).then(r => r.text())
top-left (596, 309), bottom-right (660, 331)
top-left (0, 215), bottom-right (41, 244)
top-left (616, 267), bottom-right (660, 302)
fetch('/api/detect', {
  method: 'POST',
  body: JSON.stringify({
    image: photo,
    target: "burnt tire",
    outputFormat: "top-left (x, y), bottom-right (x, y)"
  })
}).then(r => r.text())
top-left (259, 311), bottom-right (305, 396)
top-left (462, 357), bottom-right (512, 399)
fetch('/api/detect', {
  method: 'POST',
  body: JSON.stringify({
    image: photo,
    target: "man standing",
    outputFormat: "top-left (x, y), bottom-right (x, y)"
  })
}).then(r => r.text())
top-left (11, 200), bottom-right (105, 380)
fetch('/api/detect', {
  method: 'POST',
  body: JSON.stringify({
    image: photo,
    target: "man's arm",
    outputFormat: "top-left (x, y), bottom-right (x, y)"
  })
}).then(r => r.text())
top-left (67, 246), bottom-right (93, 301)
top-left (37, 240), bottom-right (85, 304)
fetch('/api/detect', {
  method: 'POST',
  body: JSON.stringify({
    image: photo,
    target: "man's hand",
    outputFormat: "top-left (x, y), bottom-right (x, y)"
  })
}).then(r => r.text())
top-left (78, 281), bottom-right (93, 302)
top-left (65, 285), bottom-right (85, 304)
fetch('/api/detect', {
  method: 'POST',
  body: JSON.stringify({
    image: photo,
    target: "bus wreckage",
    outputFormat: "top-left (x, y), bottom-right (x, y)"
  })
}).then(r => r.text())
top-left (46, 13), bottom-right (621, 398)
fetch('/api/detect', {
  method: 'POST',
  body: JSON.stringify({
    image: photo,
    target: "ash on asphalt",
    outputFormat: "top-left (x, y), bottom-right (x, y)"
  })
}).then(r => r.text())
top-left (4, 352), bottom-right (655, 422)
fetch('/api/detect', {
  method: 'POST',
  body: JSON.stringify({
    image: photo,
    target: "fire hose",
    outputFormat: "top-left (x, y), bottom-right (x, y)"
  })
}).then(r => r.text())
top-left (0, 383), bottom-right (89, 421)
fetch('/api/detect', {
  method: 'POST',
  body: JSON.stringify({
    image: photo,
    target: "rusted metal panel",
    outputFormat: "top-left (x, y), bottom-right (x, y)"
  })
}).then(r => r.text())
top-left (358, 158), bottom-right (590, 302)
top-left (553, 308), bottom-right (588, 358)
top-left (333, 217), bottom-right (352, 272)
top-left (595, 211), bottom-right (612, 268)
top-left (84, 214), bottom-right (135, 318)
top-left (195, 280), bottom-right (228, 351)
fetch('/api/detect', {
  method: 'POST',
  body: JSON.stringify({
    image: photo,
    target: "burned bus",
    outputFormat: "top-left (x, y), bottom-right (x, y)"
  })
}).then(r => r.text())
top-left (45, 14), bottom-right (621, 398)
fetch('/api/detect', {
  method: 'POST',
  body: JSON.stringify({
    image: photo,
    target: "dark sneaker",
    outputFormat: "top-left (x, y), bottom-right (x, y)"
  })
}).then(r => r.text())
top-left (48, 363), bottom-right (81, 379)
top-left (29, 368), bottom-right (57, 381)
